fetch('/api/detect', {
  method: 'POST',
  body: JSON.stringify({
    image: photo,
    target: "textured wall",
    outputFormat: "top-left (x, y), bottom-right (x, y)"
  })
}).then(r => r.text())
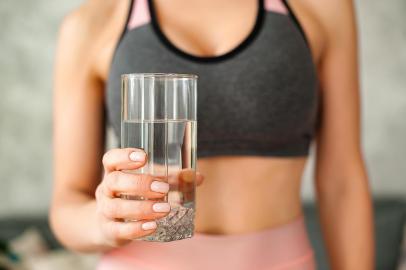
top-left (0, 0), bottom-right (405, 216)
top-left (357, 0), bottom-right (406, 196)
top-left (0, 0), bottom-right (82, 216)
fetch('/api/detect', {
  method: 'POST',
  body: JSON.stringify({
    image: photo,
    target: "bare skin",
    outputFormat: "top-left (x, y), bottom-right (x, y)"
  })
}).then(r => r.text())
top-left (50, 0), bottom-right (374, 269)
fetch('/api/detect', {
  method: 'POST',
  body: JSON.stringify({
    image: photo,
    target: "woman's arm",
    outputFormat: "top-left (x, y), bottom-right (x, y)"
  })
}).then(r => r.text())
top-left (313, 0), bottom-right (374, 269)
top-left (49, 2), bottom-right (204, 252)
top-left (49, 1), bottom-right (129, 252)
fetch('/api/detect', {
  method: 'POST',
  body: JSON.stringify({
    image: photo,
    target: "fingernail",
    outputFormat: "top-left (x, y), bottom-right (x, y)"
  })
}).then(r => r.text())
top-left (142, 221), bottom-right (157, 230)
top-left (150, 181), bottom-right (169, 193)
top-left (129, 151), bottom-right (145, 162)
top-left (152, 202), bottom-right (171, 213)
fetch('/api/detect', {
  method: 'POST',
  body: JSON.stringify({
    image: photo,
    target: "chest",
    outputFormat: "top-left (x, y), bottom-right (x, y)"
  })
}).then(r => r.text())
top-left (107, 12), bottom-right (319, 145)
top-left (152, 0), bottom-right (259, 57)
top-left (98, 0), bottom-right (325, 81)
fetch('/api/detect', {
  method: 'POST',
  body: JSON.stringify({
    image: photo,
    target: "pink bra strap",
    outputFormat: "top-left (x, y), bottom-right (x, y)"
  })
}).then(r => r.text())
top-left (128, 0), bottom-right (288, 30)
top-left (128, 0), bottom-right (151, 30)
top-left (264, 0), bottom-right (288, 14)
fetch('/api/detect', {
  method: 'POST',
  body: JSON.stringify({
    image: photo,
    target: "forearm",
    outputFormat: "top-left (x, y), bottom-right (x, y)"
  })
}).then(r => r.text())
top-left (49, 191), bottom-right (112, 253)
top-left (316, 175), bottom-right (375, 270)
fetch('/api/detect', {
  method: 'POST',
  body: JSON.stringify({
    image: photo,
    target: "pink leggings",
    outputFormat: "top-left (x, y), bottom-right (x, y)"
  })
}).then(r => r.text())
top-left (97, 215), bottom-right (316, 270)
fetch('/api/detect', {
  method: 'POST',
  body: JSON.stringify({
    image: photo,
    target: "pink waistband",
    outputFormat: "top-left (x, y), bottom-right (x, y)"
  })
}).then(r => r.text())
top-left (97, 215), bottom-right (316, 270)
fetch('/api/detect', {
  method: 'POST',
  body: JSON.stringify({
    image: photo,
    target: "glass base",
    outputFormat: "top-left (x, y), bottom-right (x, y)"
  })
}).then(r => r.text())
top-left (137, 203), bottom-right (195, 242)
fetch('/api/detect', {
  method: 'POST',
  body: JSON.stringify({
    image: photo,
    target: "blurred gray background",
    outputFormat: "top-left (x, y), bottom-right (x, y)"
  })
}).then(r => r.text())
top-left (0, 0), bottom-right (405, 217)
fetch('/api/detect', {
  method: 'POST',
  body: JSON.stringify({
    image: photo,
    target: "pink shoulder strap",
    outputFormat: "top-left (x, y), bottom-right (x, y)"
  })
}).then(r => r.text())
top-left (127, 0), bottom-right (287, 31)
top-left (128, 0), bottom-right (151, 30)
top-left (264, 0), bottom-right (288, 14)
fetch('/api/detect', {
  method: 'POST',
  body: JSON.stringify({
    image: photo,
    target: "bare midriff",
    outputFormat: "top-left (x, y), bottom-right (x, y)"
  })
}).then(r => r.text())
top-left (195, 156), bottom-right (307, 235)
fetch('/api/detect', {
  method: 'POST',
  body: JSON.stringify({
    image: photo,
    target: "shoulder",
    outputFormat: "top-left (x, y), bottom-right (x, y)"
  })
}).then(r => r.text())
top-left (302, 0), bottom-right (357, 51)
top-left (55, 0), bottom-right (130, 77)
top-left (59, 0), bottom-right (128, 37)
top-left (287, 0), bottom-right (356, 64)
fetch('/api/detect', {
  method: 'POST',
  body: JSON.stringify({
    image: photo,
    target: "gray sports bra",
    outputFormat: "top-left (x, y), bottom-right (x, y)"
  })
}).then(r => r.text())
top-left (106, 0), bottom-right (320, 157)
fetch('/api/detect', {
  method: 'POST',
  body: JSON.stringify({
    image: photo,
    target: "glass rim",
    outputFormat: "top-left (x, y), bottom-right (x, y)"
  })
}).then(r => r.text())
top-left (121, 73), bottom-right (198, 80)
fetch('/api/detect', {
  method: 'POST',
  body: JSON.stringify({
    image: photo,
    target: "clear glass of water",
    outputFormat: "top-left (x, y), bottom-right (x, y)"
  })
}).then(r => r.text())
top-left (121, 73), bottom-right (197, 242)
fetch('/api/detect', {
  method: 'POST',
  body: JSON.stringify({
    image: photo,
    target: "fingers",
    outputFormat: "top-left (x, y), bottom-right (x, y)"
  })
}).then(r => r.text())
top-left (102, 219), bottom-right (158, 242)
top-left (168, 169), bottom-right (204, 190)
top-left (178, 170), bottom-right (204, 185)
top-left (102, 148), bottom-right (147, 173)
top-left (101, 197), bottom-right (171, 221)
top-left (178, 169), bottom-right (195, 183)
top-left (195, 171), bottom-right (204, 186)
top-left (103, 171), bottom-right (169, 199)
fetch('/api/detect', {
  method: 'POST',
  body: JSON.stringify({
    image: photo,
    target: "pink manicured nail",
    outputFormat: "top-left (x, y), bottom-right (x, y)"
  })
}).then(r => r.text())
top-left (129, 151), bottom-right (145, 162)
top-left (150, 181), bottom-right (169, 193)
top-left (152, 202), bottom-right (171, 213)
top-left (142, 221), bottom-right (157, 230)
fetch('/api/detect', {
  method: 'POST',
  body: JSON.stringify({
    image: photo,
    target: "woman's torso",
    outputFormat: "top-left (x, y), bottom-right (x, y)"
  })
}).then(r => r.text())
top-left (97, 0), bottom-right (325, 235)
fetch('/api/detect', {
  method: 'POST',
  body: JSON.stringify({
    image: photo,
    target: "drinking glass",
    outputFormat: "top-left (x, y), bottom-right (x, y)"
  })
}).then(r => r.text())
top-left (121, 73), bottom-right (197, 242)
